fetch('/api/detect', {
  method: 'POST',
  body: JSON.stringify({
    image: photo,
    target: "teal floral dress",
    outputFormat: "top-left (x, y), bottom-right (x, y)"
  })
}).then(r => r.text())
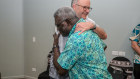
top-left (57, 18), bottom-right (112, 79)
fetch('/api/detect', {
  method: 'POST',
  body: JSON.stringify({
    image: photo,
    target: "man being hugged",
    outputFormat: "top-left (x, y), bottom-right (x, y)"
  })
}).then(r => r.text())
top-left (53, 7), bottom-right (112, 79)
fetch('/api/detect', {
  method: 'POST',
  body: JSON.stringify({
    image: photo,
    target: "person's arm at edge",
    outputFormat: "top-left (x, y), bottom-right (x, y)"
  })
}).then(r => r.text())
top-left (93, 24), bottom-right (107, 40)
top-left (53, 33), bottom-right (68, 75)
top-left (131, 40), bottom-right (140, 56)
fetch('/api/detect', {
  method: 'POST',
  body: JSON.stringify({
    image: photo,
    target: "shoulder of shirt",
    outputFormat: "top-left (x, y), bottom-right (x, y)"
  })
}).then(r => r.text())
top-left (69, 31), bottom-right (83, 38)
top-left (69, 30), bottom-right (95, 41)
top-left (67, 32), bottom-right (86, 43)
top-left (86, 17), bottom-right (100, 27)
top-left (86, 17), bottom-right (95, 24)
top-left (137, 24), bottom-right (140, 26)
top-left (135, 24), bottom-right (140, 29)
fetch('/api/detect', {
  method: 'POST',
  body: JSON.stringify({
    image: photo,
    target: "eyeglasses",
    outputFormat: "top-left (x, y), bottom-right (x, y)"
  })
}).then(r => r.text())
top-left (76, 4), bottom-right (92, 11)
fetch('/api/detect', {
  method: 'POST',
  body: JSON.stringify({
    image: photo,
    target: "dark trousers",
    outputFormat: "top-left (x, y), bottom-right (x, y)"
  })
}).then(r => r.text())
top-left (134, 63), bottom-right (140, 79)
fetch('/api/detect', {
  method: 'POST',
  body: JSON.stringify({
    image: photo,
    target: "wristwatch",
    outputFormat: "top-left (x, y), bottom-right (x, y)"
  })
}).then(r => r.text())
top-left (92, 24), bottom-right (96, 30)
top-left (53, 45), bottom-right (59, 49)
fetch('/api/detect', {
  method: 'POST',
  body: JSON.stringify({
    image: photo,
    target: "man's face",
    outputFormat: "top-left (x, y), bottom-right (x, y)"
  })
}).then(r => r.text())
top-left (73, 0), bottom-right (91, 19)
top-left (55, 17), bottom-right (72, 37)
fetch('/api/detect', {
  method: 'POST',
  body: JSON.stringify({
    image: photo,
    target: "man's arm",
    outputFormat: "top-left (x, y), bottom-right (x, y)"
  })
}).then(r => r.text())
top-left (53, 32), bottom-right (85, 75)
top-left (53, 33), bottom-right (68, 75)
top-left (93, 24), bottom-right (107, 40)
top-left (131, 40), bottom-right (140, 56)
top-left (75, 22), bottom-right (107, 40)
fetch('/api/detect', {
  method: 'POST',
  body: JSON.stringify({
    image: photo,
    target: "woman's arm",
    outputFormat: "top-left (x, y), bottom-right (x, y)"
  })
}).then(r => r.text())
top-left (131, 40), bottom-right (140, 56)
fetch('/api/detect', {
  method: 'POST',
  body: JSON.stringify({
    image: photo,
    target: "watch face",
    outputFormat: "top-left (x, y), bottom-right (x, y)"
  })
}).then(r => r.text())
top-left (93, 24), bottom-right (96, 30)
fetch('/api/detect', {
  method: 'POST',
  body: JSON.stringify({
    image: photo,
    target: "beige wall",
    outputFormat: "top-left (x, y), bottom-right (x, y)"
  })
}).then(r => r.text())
top-left (0, 0), bottom-right (24, 78)
top-left (23, 0), bottom-right (71, 77)
top-left (0, 0), bottom-right (140, 78)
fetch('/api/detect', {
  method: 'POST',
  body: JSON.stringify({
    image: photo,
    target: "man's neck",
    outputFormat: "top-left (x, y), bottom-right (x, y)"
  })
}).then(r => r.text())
top-left (71, 17), bottom-right (79, 28)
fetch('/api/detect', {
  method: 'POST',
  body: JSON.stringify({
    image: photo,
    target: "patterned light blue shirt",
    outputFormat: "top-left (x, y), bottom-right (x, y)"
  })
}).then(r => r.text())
top-left (129, 24), bottom-right (140, 64)
top-left (57, 18), bottom-right (112, 79)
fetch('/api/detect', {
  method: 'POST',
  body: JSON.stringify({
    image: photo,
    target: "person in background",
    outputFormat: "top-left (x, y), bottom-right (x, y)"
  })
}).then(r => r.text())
top-left (53, 6), bottom-right (112, 79)
top-left (130, 24), bottom-right (140, 79)
top-left (49, 0), bottom-right (107, 79)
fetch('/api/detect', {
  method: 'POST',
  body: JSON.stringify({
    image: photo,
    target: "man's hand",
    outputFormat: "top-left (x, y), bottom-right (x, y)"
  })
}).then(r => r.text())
top-left (75, 22), bottom-right (107, 40)
top-left (75, 22), bottom-right (94, 35)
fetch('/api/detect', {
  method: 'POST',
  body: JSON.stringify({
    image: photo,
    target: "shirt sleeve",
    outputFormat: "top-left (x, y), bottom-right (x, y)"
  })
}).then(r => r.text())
top-left (57, 32), bottom-right (85, 70)
top-left (129, 24), bottom-right (140, 42)
top-left (85, 17), bottom-right (100, 27)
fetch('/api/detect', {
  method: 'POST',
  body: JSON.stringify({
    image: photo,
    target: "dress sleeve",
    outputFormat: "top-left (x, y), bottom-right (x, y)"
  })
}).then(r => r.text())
top-left (129, 24), bottom-right (140, 42)
top-left (57, 33), bottom-right (85, 70)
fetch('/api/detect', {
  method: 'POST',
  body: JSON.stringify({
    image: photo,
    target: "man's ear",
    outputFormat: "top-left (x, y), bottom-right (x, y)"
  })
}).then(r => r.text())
top-left (72, 4), bottom-right (76, 10)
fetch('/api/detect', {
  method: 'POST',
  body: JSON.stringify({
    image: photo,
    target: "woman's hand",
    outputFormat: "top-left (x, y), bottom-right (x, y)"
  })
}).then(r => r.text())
top-left (53, 33), bottom-right (60, 45)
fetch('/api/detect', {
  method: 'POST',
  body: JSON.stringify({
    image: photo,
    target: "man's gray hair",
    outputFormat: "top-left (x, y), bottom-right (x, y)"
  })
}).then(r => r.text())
top-left (71, 0), bottom-right (78, 7)
top-left (54, 7), bottom-right (77, 22)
